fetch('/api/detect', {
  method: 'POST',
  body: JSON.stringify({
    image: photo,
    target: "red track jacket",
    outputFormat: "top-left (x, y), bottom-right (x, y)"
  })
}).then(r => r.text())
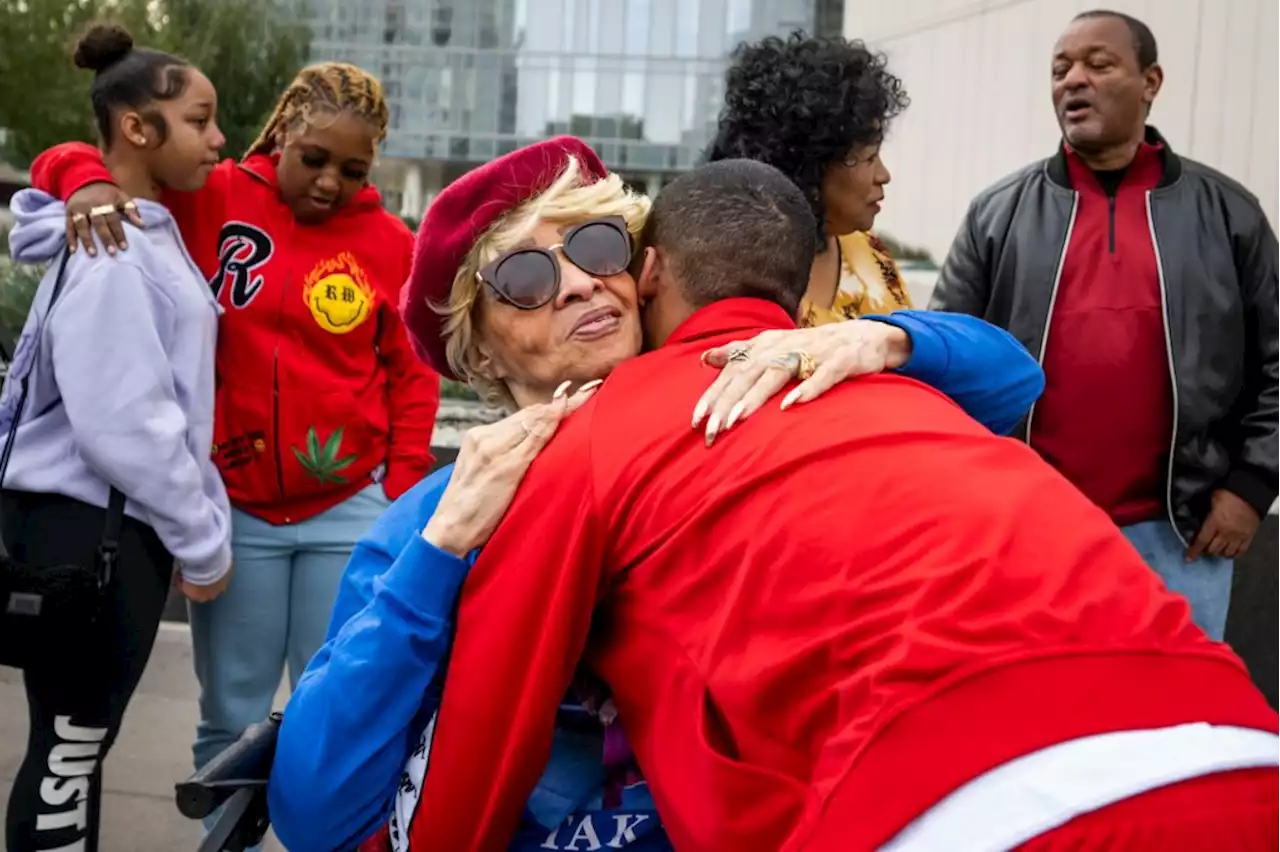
top-left (32, 144), bottom-right (440, 523)
top-left (406, 299), bottom-right (1275, 852)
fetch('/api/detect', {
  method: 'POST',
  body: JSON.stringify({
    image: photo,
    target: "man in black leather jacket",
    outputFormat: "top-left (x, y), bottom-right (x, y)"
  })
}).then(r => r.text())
top-left (930, 10), bottom-right (1277, 641)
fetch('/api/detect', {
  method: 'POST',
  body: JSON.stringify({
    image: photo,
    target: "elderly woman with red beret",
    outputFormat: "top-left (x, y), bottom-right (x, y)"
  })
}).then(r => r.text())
top-left (267, 136), bottom-right (1044, 851)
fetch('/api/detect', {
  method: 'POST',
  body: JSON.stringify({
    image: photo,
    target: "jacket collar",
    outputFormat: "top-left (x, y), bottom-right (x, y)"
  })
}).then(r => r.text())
top-left (664, 298), bottom-right (797, 348)
top-left (1046, 125), bottom-right (1181, 190)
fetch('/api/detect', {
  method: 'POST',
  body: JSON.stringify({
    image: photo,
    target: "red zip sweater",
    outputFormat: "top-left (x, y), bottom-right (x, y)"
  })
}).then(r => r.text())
top-left (406, 299), bottom-right (1275, 852)
top-left (31, 143), bottom-right (440, 524)
top-left (1029, 142), bottom-right (1172, 526)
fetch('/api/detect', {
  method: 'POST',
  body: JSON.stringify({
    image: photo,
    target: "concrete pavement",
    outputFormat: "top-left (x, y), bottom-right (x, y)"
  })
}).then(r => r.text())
top-left (0, 624), bottom-right (286, 852)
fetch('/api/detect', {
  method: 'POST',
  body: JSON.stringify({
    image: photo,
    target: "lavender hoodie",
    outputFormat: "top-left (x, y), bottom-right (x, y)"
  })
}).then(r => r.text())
top-left (1, 190), bottom-right (231, 584)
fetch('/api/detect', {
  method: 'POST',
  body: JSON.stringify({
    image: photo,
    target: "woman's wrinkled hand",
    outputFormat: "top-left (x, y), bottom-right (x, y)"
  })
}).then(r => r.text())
top-left (693, 319), bottom-right (913, 446)
top-left (423, 380), bottom-right (603, 556)
top-left (64, 183), bottom-right (143, 256)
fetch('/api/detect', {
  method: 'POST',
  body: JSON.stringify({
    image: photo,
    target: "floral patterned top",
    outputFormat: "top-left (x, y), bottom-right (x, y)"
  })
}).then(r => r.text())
top-left (799, 231), bottom-right (913, 327)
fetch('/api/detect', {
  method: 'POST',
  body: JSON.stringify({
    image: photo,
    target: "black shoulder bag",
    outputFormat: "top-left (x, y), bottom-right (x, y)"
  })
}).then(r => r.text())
top-left (0, 251), bottom-right (125, 671)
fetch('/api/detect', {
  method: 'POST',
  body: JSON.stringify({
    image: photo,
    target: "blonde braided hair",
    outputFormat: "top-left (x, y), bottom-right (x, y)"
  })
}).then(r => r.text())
top-left (245, 62), bottom-right (389, 159)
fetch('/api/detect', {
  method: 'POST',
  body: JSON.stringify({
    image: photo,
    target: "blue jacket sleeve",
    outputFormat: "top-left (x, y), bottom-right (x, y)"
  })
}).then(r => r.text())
top-left (866, 310), bottom-right (1045, 435)
top-left (269, 467), bottom-right (466, 852)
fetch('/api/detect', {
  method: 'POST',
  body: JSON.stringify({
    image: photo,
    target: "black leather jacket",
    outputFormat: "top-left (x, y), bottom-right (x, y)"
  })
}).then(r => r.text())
top-left (930, 127), bottom-right (1278, 542)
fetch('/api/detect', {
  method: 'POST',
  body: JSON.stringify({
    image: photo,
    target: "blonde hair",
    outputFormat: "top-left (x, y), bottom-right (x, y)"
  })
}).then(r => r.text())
top-left (245, 62), bottom-right (389, 158)
top-left (438, 156), bottom-right (652, 410)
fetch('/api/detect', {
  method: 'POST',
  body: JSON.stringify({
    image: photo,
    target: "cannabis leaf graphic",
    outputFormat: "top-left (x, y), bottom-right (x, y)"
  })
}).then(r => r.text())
top-left (292, 426), bottom-right (358, 484)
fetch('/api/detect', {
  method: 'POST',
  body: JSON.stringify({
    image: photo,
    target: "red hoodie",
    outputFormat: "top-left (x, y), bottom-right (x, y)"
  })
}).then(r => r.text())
top-left (32, 144), bottom-right (441, 524)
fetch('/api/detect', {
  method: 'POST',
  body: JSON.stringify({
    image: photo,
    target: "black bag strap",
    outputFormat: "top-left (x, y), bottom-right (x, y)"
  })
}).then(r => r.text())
top-left (0, 250), bottom-right (126, 585)
top-left (97, 486), bottom-right (125, 587)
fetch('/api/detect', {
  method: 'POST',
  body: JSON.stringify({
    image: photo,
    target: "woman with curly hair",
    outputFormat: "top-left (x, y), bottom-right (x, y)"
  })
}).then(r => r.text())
top-left (707, 31), bottom-right (912, 325)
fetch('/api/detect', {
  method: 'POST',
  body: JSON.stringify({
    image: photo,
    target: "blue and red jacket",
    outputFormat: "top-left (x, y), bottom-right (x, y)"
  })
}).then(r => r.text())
top-left (267, 310), bottom-right (1045, 851)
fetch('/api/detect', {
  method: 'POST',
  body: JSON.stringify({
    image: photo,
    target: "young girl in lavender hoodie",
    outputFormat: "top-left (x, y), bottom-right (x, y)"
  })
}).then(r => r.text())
top-left (0, 24), bottom-right (230, 852)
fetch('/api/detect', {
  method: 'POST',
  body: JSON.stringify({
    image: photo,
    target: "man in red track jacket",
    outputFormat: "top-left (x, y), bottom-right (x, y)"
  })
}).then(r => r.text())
top-left (405, 161), bottom-right (1278, 851)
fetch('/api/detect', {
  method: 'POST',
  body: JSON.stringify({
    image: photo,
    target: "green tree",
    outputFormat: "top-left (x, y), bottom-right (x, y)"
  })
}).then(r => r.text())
top-left (151, 0), bottom-right (310, 160)
top-left (440, 379), bottom-right (479, 402)
top-left (0, 258), bottom-right (44, 359)
top-left (0, 0), bottom-right (309, 169)
top-left (0, 0), bottom-right (107, 166)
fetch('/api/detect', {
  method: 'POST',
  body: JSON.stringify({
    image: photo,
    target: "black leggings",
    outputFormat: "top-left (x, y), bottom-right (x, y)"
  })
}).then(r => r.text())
top-left (3, 491), bottom-right (173, 852)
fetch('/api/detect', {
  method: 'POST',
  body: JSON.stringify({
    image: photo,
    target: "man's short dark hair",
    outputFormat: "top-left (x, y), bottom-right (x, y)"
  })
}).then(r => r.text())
top-left (645, 159), bottom-right (816, 317)
top-left (1075, 9), bottom-right (1159, 69)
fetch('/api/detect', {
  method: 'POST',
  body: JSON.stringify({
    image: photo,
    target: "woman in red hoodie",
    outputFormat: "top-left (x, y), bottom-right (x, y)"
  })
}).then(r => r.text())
top-left (30, 62), bottom-right (442, 785)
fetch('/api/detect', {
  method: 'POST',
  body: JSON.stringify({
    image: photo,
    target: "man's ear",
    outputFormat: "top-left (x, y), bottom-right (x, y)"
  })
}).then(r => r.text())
top-left (636, 246), bottom-right (660, 305)
top-left (1142, 63), bottom-right (1164, 108)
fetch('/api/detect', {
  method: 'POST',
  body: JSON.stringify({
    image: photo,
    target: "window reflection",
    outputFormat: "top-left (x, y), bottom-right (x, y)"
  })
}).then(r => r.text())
top-left (302, 0), bottom-right (815, 174)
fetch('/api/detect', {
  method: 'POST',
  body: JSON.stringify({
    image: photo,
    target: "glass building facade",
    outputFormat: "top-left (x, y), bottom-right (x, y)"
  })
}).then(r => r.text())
top-left (812, 0), bottom-right (843, 38)
top-left (302, 0), bottom-right (817, 206)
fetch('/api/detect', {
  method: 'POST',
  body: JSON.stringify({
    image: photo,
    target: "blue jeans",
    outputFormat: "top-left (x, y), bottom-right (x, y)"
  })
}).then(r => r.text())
top-left (1122, 519), bottom-right (1234, 641)
top-left (189, 483), bottom-right (390, 771)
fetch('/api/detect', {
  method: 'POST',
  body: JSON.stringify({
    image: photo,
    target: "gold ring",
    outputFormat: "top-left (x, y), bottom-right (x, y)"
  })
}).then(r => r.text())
top-left (726, 345), bottom-right (751, 364)
top-left (71, 213), bottom-right (87, 224)
top-left (791, 349), bottom-right (817, 381)
top-left (88, 204), bottom-right (118, 218)
top-left (769, 350), bottom-right (817, 380)
top-left (120, 200), bottom-right (138, 211)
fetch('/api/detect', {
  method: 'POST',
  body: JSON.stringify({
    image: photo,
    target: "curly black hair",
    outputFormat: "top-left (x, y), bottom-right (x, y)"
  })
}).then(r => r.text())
top-left (706, 31), bottom-right (909, 244)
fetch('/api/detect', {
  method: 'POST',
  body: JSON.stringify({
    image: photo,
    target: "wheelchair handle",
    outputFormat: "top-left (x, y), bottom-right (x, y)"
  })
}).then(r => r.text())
top-left (176, 712), bottom-right (282, 820)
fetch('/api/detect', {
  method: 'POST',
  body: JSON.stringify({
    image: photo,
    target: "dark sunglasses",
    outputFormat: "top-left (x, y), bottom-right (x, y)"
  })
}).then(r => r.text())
top-left (476, 216), bottom-right (633, 310)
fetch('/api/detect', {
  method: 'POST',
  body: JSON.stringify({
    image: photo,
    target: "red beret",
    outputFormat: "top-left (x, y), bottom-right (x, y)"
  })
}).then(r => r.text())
top-left (399, 136), bottom-right (609, 380)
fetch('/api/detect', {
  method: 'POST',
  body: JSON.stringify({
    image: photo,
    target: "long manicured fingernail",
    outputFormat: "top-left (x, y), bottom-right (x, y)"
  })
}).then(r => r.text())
top-left (553, 380), bottom-right (572, 399)
top-left (780, 388), bottom-right (801, 411)
top-left (692, 398), bottom-right (709, 428)
top-left (725, 401), bottom-right (745, 430)
top-left (578, 379), bottom-right (603, 393)
top-left (705, 412), bottom-right (720, 447)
